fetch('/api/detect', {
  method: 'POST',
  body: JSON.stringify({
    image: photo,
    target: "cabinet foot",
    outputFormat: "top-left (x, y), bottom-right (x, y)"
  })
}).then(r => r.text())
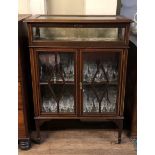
top-left (18, 139), bottom-right (31, 150)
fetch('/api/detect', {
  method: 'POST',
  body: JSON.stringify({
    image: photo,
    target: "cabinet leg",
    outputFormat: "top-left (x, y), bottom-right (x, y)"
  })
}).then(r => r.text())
top-left (35, 119), bottom-right (41, 144)
top-left (118, 120), bottom-right (123, 144)
top-left (18, 139), bottom-right (31, 150)
top-left (113, 120), bottom-right (123, 144)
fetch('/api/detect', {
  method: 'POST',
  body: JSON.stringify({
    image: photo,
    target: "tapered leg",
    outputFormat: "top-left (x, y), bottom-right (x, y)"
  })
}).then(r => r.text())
top-left (118, 120), bottom-right (123, 144)
top-left (113, 119), bottom-right (123, 144)
top-left (35, 119), bottom-right (41, 144)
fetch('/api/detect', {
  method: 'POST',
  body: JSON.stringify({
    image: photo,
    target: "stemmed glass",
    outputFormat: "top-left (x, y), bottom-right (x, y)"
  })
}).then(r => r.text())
top-left (87, 63), bottom-right (92, 82)
top-left (42, 97), bottom-right (50, 112)
top-left (91, 98), bottom-right (99, 112)
top-left (59, 96), bottom-right (65, 112)
top-left (107, 62), bottom-right (114, 81)
top-left (63, 64), bottom-right (69, 81)
top-left (86, 92), bottom-right (92, 112)
top-left (83, 63), bottom-right (89, 82)
top-left (112, 63), bottom-right (118, 82)
top-left (63, 57), bottom-right (73, 81)
top-left (69, 95), bottom-right (74, 112)
top-left (106, 61), bottom-right (119, 82)
top-left (83, 89), bottom-right (88, 112)
top-left (69, 60), bottom-right (74, 81)
top-left (49, 98), bottom-right (57, 112)
top-left (101, 97), bottom-right (107, 112)
top-left (89, 63), bottom-right (97, 82)
top-left (95, 68), bottom-right (105, 82)
top-left (84, 62), bottom-right (97, 82)
top-left (66, 96), bottom-right (70, 112)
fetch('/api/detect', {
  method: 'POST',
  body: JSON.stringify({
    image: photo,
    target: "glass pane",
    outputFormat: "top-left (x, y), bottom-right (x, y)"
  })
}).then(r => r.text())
top-left (101, 86), bottom-right (117, 113)
top-left (39, 53), bottom-right (74, 82)
top-left (83, 52), bottom-right (119, 83)
top-left (83, 86), bottom-right (99, 113)
top-left (82, 52), bottom-right (119, 114)
top-left (41, 85), bottom-right (75, 113)
top-left (32, 27), bottom-right (125, 42)
top-left (83, 86), bottom-right (117, 113)
top-left (39, 52), bottom-right (75, 114)
top-left (36, 15), bottom-right (123, 21)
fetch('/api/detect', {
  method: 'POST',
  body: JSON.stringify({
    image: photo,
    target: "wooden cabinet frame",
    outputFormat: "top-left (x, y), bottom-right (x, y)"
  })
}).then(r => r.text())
top-left (25, 15), bottom-right (131, 144)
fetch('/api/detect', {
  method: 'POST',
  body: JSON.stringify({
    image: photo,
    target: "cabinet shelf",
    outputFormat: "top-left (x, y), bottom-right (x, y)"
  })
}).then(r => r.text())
top-left (83, 81), bottom-right (118, 85)
top-left (40, 81), bottom-right (75, 85)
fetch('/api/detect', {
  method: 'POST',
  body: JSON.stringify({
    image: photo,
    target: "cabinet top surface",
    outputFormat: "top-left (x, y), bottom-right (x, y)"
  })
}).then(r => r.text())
top-left (18, 14), bottom-right (31, 22)
top-left (24, 15), bottom-right (132, 23)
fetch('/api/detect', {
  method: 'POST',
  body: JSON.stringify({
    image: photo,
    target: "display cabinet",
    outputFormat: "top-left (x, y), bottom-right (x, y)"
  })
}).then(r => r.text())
top-left (25, 15), bottom-right (131, 143)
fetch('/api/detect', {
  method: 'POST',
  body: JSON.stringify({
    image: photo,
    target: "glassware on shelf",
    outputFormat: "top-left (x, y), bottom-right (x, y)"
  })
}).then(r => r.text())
top-left (89, 63), bottom-right (97, 81)
top-left (83, 63), bottom-right (89, 82)
top-left (112, 66), bottom-right (118, 82)
top-left (83, 60), bottom-right (120, 83)
top-left (69, 95), bottom-right (74, 112)
top-left (83, 89), bottom-right (91, 112)
top-left (106, 61), bottom-right (118, 82)
top-left (41, 78), bottom-right (75, 114)
top-left (63, 59), bottom-right (74, 82)
top-left (42, 98), bottom-right (50, 112)
top-left (59, 94), bottom-right (74, 113)
top-left (94, 68), bottom-right (106, 82)
top-left (103, 62), bottom-right (108, 73)
top-left (87, 63), bottom-right (93, 82)
top-left (59, 96), bottom-right (66, 112)
top-left (42, 97), bottom-right (57, 113)
top-left (100, 86), bottom-right (117, 113)
top-left (101, 97), bottom-right (108, 112)
top-left (83, 88), bottom-right (99, 113)
top-left (49, 98), bottom-right (57, 112)
top-left (69, 60), bottom-right (74, 81)
top-left (83, 62), bottom-right (97, 82)
top-left (107, 62), bottom-right (114, 81)
top-left (91, 98), bottom-right (99, 112)
top-left (39, 53), bottom-right (74, 82)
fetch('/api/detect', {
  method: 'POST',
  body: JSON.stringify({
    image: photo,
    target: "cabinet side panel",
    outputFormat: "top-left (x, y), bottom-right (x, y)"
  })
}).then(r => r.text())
top-left (18, 110), bottom-right (26, 138)
top-left (119, 49), bottom-right (128, 116)
top-left (30, 48), bottom-right (40, 116)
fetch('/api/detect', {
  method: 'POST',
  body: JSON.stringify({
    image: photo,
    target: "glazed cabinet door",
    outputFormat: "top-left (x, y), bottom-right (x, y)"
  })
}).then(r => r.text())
top-left (31, 48), bottom-right (77, 117)
top-left (80, 49), bottom-right (123, 116)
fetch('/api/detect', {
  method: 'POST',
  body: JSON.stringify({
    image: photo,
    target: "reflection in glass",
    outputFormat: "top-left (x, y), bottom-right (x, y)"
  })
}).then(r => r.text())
top-left (39, 53), bottom-right (74, 82)
top-left (83, 86), bottom-right (117, 113)
top-left (32, 27), bottom-right (125, 42)
top-left (59, 95), bottom-right (74, 113)
top-left (82, 52), bottom-right (119, 114)
top-left (41, 85), bottom-right (75, 113)
top-left (83, 60), bottom-right (118, 83)
top-left (83, 88), bottom-right (99, 113)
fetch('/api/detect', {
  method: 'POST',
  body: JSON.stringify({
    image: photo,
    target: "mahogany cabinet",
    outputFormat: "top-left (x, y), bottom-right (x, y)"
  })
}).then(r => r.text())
top-left (18, 14), bottom-right (32, 149)
top-left (25, 15), bottom-right (131, 143)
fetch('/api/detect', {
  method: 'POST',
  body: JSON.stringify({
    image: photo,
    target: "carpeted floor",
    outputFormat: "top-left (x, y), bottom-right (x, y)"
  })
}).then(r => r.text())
top-left (19, 130), bottom-right (136, 155)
